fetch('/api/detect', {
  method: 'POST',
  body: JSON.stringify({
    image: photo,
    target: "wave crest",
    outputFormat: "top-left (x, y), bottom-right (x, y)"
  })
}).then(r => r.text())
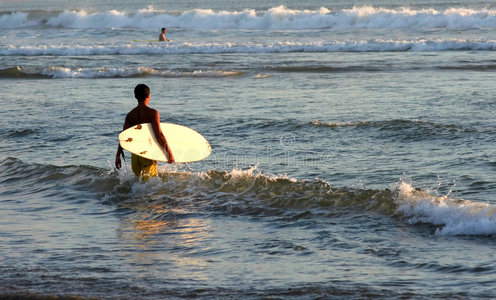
top-left (395, 181), bottom-right (496, 235)
top-left (3, 39), bottom-right (496, 57)
top-left (0, 66), bottom-right (244, 79)
top-left (3, 157), bottom-right (495, 236)
top-left (3, 6), bottom-right (496, 30)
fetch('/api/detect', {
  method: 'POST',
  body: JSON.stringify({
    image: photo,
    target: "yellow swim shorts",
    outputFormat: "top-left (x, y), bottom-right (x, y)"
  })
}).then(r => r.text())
top-left (131, 154), bottom-right (158, 179)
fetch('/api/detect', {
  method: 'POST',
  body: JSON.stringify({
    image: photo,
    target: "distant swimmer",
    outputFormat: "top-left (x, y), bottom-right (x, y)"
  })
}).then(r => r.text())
top-left (115, 84), bottom-right (174, 179)
top-left (159, 28), bottom-right (169, 42)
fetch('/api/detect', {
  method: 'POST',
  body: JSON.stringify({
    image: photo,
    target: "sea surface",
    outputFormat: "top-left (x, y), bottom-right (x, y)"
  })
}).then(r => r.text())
top-left (1, 0), bottom-right (496, 298)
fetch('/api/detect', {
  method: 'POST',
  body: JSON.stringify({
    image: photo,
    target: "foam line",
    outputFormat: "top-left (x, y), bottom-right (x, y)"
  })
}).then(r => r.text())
top-left (395, 182), bottom-right (496, 236)
top-left (3, 39), bottom-right (496, 56)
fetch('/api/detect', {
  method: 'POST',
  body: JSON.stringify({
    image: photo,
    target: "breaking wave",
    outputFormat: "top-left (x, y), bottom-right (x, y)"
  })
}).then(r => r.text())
top-left (0, 66), bottom-right (244, 79)
top-left (396, 181), bottom-right (496, 235)
top-left (3, 39), bottom-right (496, 57)
top-left (3, 6), bottom-right (496, 30)
top-left (2, 157), bottom-right (495, 236)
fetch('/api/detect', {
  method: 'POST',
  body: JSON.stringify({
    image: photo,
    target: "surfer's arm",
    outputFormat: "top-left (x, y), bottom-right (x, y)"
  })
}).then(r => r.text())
top-left (115, 146), bottom-right (123, 170)
top-left (115, 120), bottom-right (132, 169)
top-left (161, 133), bottom-right (175, 164)
top-left (152, 111), bottom-right (175, 163)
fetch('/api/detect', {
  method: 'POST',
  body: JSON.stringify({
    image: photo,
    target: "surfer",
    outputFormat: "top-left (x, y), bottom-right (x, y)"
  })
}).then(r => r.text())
top-left (115, 84), bottom-right (174, 178)
top-left (159, 28), bottom-right (169, 42)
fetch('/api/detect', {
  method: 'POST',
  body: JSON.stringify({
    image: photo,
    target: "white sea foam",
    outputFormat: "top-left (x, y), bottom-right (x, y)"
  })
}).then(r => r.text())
top-left (40, 66), bottom-right (155, 78)
top-left (13, 65), bottom-right (242, 78)
top-left (3, 39), bottom-right (496, 56)
top-left (0, 12), bottom-right (38, 28)
top-left (395, 181), bottom-right (496, 236)
top-left (2, 6), bottom-right (496, 30)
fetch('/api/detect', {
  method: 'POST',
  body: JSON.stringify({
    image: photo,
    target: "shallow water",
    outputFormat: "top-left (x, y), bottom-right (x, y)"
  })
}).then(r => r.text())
top-left (2, 0), bottom-right (496, 298)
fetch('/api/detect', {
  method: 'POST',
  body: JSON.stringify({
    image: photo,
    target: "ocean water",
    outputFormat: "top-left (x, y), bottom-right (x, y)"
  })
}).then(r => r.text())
top-left (1, 0), bottom-right (496, 298)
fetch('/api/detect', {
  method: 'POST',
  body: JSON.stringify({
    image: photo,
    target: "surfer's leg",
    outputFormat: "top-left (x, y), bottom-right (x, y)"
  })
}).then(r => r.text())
top-left (131, 154), bottom-right (141, 177)
top-left (138, 156), bottom-right (158, 180)
top-left (141, 158), bottom-right (158, 178)
top-left (143, 161), bottom-right (158, 178)
top-left (131, 154), bottom-right (158, 179)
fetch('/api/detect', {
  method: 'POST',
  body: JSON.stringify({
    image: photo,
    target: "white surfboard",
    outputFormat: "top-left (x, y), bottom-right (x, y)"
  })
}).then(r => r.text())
top-left (119, 123), bottom-right (211, 163)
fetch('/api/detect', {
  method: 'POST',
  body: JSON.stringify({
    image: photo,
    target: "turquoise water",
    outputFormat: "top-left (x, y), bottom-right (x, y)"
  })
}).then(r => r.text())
top-left (1, 0), bottom-right (496, 298)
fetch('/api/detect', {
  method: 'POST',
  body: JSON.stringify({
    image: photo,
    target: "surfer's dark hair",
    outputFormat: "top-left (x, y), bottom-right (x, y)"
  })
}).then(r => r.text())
top-left (134, 84), bottom-right (150, 102)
